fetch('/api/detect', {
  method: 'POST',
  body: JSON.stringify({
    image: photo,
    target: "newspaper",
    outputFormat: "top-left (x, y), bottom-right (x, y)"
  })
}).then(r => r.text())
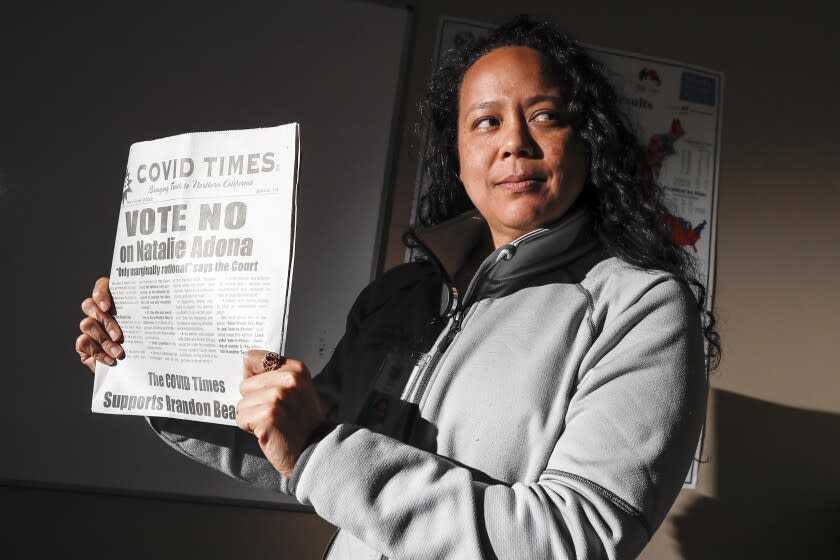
top-left (92, 123), bottom-right (300, 425)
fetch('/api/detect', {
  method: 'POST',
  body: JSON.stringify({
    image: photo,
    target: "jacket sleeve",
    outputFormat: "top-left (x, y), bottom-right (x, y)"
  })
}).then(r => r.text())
top-left (145, 280), bottom-right (369, 495)
top-left (287, 276), bottom-right (708, 559)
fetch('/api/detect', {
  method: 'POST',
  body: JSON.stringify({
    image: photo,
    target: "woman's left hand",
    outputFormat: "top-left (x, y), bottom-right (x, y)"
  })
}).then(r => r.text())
top-left (237, 350), bottom-right (325, 478)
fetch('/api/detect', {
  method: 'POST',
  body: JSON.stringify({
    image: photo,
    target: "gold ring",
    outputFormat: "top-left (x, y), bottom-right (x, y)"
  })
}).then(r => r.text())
top-left (262, 351), bottom-right (283, 371)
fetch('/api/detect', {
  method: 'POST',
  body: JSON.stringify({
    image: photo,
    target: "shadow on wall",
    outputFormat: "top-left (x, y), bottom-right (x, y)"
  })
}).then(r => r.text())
top-left (674, 389), bottom-right (840, 559)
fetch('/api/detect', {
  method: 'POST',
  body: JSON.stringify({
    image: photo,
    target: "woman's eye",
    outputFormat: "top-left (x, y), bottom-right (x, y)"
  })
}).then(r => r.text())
top-left (532, 111), bottom-right (571, 128)
top-left (474, 117), bottom-right (499, 130)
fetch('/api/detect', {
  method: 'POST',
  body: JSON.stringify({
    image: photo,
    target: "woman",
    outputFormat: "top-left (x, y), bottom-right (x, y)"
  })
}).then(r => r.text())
top-left (77, 16), bottom-right (719, 559)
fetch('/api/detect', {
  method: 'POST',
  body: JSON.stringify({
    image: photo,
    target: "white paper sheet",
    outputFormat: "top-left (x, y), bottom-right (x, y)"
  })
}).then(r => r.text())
top-left (92, 123), bottom-right (299, 425)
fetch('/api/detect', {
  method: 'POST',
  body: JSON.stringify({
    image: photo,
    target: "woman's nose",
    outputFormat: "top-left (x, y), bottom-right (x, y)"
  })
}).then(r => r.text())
top-left (501, 118), bottom-right (538, 159)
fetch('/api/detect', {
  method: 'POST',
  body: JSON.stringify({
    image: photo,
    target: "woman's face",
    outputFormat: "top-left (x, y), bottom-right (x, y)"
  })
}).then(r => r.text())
top-left (457, 46), bottom-right (587, 248)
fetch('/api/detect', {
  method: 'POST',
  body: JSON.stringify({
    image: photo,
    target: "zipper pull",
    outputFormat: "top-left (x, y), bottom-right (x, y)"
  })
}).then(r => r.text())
top-left (437, 311), bottom-right (464, 354)
top-left (445, 285), bottom-right (460, 318)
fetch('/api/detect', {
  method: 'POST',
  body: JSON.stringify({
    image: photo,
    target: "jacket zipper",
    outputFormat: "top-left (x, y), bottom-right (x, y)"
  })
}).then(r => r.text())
top-left (401, 285), bottom-right (458, 403)
top-left (403, 229), bottom-right (547, 405)
top-left (407, 306), bottom-right (464, 404)
top-left (376, 229), bottom-right (549, 560)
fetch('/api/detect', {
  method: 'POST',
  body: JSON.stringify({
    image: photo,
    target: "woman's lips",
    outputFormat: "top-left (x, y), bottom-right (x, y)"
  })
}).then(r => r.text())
top-left (495, 175), bottom-right (544, 192)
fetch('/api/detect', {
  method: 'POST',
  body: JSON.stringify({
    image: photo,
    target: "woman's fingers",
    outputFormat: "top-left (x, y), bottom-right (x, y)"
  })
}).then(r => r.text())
top-left (81, 297), bottom-right (123, 342)
top-left (92, 276), bottom-right (114, 313)
top-left (79, 317), bottom-right (124, 360)
top-left (240, 370), bottom-right (293, 396)
top-left (235, 393), bottom-right (280, 434)
top-left (76, 333), bottom-right (116, 371)
top-left (76, 276), bottom-right (124, 373)
top-left (242, 349), bottom-right (304, 378)
top-left (240, 352), bottom-right (309, 399)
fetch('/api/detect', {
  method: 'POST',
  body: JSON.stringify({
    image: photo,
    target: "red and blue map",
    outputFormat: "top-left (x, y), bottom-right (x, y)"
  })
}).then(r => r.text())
top-left (665, 214), bottom-right (706, 251)
top-left (640, 118), bottom-right (685, 180)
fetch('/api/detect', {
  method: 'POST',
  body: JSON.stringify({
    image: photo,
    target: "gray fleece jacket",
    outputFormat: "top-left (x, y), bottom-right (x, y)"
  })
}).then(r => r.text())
top-left (149, 206), bottom-right (707, 560)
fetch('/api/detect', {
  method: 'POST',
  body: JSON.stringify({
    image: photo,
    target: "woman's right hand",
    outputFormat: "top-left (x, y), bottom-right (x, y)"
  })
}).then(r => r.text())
top-left (76, 276), bottom-right (125, 372)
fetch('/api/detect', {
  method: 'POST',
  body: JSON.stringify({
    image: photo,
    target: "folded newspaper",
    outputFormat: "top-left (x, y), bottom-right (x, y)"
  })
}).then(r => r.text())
top-left (92, 123), bottom-right (299, 425)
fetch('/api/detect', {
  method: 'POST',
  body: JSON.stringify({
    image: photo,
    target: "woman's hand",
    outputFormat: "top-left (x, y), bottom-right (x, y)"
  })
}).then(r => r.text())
top-left (237, 350), bottom-right (326, 478)
top-left (76, 277), bottom-right (125, 372)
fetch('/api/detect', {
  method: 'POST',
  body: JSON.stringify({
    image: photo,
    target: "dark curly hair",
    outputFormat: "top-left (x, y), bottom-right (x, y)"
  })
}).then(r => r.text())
top-left (416, 15), bottom-right (720, 369)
